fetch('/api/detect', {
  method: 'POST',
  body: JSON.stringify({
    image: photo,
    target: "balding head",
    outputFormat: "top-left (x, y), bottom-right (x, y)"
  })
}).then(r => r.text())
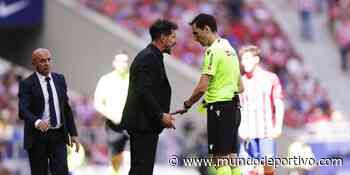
top-left (32, 48), bottom-right (52, 76)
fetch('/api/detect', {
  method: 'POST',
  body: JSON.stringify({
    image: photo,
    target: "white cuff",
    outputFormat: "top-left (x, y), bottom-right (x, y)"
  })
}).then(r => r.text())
top-left (35, 119), bottom-right (42, 128)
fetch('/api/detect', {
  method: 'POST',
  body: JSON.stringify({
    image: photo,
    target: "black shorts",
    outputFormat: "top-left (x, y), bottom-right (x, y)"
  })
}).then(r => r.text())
top-left (105, 119), bottom-right (129, 155)
top-left (207, 97), bottom-right (241, 155)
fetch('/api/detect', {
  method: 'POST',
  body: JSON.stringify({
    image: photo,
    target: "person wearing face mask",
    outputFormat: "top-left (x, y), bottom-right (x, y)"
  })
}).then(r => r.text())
top-left (238, 45), bottom-right (285, 175)
top-left (121, 19), bottom-right (177, 175)
top-left (94, 52), bottom-right (130, 174)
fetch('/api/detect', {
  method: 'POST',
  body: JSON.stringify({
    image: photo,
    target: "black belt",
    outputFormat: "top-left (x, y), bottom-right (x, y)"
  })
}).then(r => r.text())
top-left (204, 93), bottom-right (240, 109)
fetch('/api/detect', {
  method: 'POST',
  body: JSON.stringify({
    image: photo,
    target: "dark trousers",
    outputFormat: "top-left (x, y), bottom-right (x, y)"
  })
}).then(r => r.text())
top-left (207, 99), bottom-right (241, 155)
top-left (128, 131), bottom-right (159, 175)
top-left (27, 128), bottom-right (68, 175)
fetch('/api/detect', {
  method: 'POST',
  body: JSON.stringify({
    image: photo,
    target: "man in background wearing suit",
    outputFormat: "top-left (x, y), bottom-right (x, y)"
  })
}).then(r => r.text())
top-left (121, 19), bottom-right (177, 175)
top-left (18, 48), bottom-right (80, 175)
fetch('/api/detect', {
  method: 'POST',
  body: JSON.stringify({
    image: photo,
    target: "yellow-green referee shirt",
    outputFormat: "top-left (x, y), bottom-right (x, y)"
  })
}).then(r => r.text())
top-left (202, 37), bottom-right (240, 103)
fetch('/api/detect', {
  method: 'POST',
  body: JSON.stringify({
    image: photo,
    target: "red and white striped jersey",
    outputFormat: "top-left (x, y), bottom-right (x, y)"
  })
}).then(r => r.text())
top-left (239, 66), bottom-right (283, 139)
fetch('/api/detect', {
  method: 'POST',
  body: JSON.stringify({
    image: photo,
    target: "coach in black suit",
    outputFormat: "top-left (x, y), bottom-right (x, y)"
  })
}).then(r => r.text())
top-left (18, 48), bottom-right (80, 175)
top-left (121, 19), bottom-right (178, 175)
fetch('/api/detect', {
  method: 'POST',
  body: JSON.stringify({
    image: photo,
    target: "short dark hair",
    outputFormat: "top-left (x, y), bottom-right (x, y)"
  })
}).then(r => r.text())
top-left (149, 19), bottom-right (178, 41)
top-left (189, 13), bottom-right (217, 32)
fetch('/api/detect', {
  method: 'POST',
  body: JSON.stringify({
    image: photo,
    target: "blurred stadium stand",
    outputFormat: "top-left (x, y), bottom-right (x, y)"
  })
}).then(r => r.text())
top-left (264, 0), bottom-right (350, 118)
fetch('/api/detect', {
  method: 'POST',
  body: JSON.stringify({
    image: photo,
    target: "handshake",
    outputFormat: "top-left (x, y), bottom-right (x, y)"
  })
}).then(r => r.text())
top-left (161, 100), bottom-right (192, 129)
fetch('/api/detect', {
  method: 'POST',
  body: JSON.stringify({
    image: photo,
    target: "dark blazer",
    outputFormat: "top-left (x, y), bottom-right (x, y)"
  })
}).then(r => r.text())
top-left (122, 44), bottom-right (171, 133)
top-left (18, 72), bottom-right (78, 149)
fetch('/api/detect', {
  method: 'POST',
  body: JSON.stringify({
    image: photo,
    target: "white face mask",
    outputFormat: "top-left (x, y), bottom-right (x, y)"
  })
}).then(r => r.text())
top-left (241, 52), bottom-right (258, 73)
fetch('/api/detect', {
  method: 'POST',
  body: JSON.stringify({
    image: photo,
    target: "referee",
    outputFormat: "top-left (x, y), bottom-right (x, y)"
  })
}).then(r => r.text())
top-left (94, 53), bottom-right (130, 174)
top-left (183, 14), bottom-right (243, 175)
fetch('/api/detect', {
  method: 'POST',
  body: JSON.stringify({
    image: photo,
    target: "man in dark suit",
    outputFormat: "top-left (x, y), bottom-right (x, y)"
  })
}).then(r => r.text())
top-left (121, 19), bottom-right (178, 175)
top-left (18, 48), bottom-right (80, 175)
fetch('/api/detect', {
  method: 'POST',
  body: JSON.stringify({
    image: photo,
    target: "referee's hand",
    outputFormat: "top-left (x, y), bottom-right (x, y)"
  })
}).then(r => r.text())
top-left (170, 108), bottom-right (188, 115)
top-left (161, 113), bottom-right (176, 129)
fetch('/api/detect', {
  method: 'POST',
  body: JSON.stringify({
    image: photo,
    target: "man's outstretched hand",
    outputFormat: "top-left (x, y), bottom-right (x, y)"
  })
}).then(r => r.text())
top-left (161, 113), bottom-right (176, 129)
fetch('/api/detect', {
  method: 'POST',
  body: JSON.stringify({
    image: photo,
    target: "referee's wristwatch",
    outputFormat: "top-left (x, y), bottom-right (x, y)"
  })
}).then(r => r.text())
top-left (184, 100), bottom-right (192, 109)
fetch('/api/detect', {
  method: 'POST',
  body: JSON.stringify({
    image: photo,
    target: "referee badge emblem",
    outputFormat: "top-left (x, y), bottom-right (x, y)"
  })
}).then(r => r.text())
top-left (215, 110), bottom-right (221, 117)
top-left (225, 50), bottom-right (233, 56)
